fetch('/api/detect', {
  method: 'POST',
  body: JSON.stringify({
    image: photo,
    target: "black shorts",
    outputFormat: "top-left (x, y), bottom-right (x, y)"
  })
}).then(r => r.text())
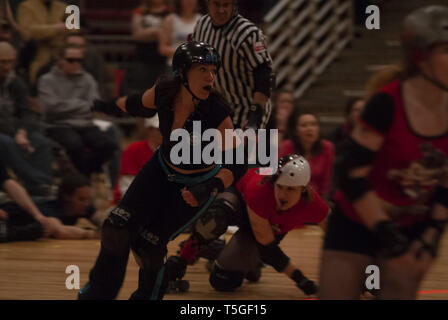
top-left (323, 204), bottom-right (427, 257)
top-left (116, 149), bottom-right (217, 244)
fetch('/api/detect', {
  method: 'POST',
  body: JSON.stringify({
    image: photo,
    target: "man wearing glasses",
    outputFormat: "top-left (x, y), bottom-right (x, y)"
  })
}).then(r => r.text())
top-left (37, 44), bottom-right (118, 178)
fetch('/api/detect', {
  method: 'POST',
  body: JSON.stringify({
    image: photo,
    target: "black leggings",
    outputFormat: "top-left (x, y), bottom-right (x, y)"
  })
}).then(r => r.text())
top-left (79, 149), bottom-right (218, 300)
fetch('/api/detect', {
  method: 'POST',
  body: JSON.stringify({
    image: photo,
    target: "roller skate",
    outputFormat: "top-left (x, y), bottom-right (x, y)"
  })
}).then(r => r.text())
top-left (165, 256), bottom-right (190, 293)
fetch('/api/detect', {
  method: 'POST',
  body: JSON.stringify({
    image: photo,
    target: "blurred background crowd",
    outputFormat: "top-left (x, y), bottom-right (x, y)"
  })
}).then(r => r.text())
top-left (0, 0), bottom-right (444, 240)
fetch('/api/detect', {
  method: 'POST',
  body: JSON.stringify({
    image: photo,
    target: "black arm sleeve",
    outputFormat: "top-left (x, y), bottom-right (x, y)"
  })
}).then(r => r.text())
top-left (253, 63), bottom-right (275, 98)
top-left (360, 92), bottom-right (395, 134)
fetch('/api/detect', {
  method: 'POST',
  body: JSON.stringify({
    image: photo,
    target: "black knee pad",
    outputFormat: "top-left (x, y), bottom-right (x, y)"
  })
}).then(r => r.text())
top-left (194, 190), bottom-right (242, 242)
top-left (197, 238), bottom-right (226, 261)
top-left (107, 206), bottom-right (132, 228)
top-left (101, 218), bottom-right (130, 254)
top-left (209, 263), bottom-right (245, 292)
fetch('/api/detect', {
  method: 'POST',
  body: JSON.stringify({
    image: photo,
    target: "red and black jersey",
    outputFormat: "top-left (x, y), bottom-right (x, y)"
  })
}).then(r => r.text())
top-left (335, 80), bottom-right (448, 226)
top-left (237, 168), bottom-right (329, 235)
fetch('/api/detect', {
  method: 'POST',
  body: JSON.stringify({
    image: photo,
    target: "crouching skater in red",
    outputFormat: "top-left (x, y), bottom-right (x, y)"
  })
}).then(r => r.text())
top-left (209, 155), bottom-right (330, 296)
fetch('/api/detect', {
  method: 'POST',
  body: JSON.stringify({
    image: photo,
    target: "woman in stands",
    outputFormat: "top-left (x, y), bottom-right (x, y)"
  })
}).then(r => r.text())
top-left (319, 5), bottom-right (448, 299)
top-left (159, 0), bottom-right (202, 67)
top-left (279, 108), bottom-right (335, 201)
top-left (124, 0), bottom-right (170, 95)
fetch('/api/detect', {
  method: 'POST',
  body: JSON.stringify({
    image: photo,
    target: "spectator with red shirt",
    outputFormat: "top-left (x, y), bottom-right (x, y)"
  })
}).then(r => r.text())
top-left (208, 154), bottom-right (329, 295)
top-left (279, 108), bottom-right (335, 200)
top-left (113, 115), bottom-right (161, 203)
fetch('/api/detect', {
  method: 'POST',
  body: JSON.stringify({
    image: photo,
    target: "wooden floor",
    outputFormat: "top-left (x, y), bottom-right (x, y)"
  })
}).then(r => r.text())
top-left (1, 226), bottom-right (448, 300)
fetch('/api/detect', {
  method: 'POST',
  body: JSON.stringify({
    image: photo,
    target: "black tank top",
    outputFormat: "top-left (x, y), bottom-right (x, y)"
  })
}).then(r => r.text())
top-left (154, 85), bottom-right (231, 170)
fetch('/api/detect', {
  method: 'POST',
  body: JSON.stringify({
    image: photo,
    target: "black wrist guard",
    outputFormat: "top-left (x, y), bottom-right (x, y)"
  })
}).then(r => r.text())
top-left (125, 93), bottom-right (157, 118)
top-left (257, 241), bottom-right (290, 272)
top-left (92, 99), bottom-right (125, 117)
top-left (373, 220), bottom-right (410, 258)
top-left (434, 186), bottom-right (448, 209)
top-left (188, 177), bottom-right (225, 207)
top-left (291, 269), bottom-right (318, 295)
top-left (246, 103), bottom-right (264, 129)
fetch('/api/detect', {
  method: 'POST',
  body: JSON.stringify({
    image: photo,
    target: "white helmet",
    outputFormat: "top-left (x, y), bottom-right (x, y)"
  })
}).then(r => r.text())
top-left (275, 154), bottom-right (311, 187)
top-left (144, 114), bottom-right (159, 129)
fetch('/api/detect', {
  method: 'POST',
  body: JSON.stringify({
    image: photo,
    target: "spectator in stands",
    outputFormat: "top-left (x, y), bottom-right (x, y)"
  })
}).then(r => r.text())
top-left (279, 108), bottom-right (335, 201)
top-left (0, 0), bottom-right (29, 42)
top-left (0, 41), bottom-right (54, 197)
top-left (266, 89), bottom-right (295, 144)
top-left (159, 0), bottom-right (201, 67)
top-left (35, 174), bottom-right (108, 238)
top-left (328, 97), bottom-right (365, 153)
top-left (0, 165), bottom-right (105, 242)
top-left (0, 158), bottom-right (58, 242)
top-left (34, 32), bottom-right (114, 100)
top-left (38, 44), bottom-right (118, 178)
top-left (113, 115), bottom-right (161, 204)
top-left (17, 0), bottom-right (68, 85)
top-left (122, 0), bottom-right (170, 95)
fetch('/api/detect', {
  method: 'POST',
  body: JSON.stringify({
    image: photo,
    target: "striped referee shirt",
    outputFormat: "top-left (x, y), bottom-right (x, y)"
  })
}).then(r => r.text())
top-left (192, 14), bottom-right (273, 129)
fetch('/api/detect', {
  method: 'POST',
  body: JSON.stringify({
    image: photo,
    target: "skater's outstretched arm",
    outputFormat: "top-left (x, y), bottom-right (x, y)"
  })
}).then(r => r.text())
top-left (92, 86), bottom-right (157, 118)
top-left (2, 179), bottom-right (58, 236)
top-left (247, 206), bottom-right (317, 295)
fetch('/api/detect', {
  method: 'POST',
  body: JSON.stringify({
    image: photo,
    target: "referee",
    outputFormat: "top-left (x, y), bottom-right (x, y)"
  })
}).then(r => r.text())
top-left (192, 0), bottom-right (275, 129)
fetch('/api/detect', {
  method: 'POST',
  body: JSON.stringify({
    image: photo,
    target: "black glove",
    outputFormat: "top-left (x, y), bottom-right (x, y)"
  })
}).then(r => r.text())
top-left (92, 99), bottom-right (126, 117)
top-left (373, 220), bottom-right (410, 258)
top-left (291, 269), bottom-right (318, 295)
top-left (246, 103), bottom-right (264, 129)
top-left (187, 177), bottom-right (225, 207)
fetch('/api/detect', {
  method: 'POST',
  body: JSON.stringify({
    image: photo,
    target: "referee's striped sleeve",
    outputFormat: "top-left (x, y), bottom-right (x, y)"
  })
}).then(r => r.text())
top-left (239, 30), bottom-right (272, 70)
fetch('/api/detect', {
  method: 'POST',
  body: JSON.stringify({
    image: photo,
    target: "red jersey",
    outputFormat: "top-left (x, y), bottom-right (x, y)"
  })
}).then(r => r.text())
top-left (237, 169), bottom-right (329, 235)
top-left (279, 139), bottom-right (334, 198)
top-left (335, 80), bottom-right (448, 226)
top-left (113, 140), bottom-right (155, 203)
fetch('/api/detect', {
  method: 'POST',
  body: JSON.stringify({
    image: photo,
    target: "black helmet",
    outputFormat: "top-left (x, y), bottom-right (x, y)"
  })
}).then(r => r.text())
top-left (173, 41), bottom-right (221, 78)
top-left (172, 41), bottom-right (221, 101)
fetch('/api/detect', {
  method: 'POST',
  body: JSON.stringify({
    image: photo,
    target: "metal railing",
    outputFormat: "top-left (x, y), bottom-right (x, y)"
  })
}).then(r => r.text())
top-left (264, 0), bottom-right (354, 99)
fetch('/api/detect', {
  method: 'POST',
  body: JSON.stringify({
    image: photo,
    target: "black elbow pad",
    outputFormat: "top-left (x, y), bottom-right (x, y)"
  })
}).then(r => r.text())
top-left (334, 138), bottom-right (375, 201)
top-left (125, 93), bottom-right (157, 118)
top-left (257, 241), bottom-right (290, 272)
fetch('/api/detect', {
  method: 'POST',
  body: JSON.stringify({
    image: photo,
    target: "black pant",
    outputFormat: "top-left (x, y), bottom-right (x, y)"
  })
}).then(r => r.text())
top-left (47, 126), bottom-right (117, 176)
top-left (79, 150), bottom-right (216, 300)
